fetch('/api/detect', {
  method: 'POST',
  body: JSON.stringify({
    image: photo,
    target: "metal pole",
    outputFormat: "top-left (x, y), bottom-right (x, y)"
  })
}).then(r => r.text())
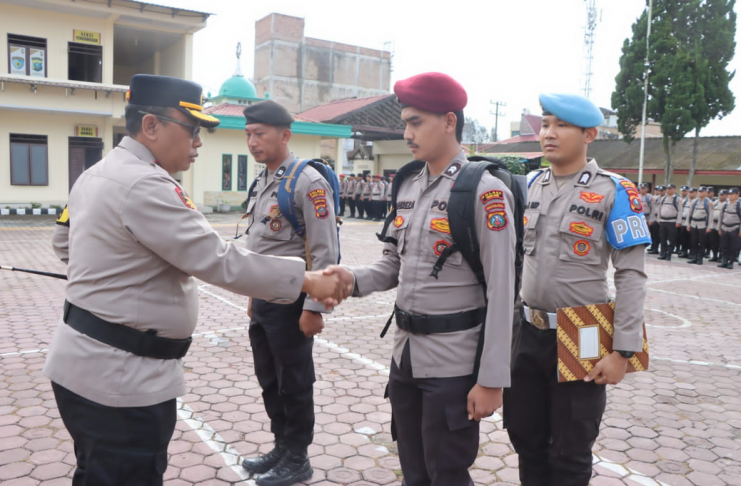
top-left (638, 0), bottom-right (654, 185)
top-left (0, 265), bottom-right (67, 280)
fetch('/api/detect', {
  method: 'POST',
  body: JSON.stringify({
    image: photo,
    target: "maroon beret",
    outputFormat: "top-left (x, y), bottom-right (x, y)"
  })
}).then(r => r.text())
top-left (394, 72), bottom-right (467, 114)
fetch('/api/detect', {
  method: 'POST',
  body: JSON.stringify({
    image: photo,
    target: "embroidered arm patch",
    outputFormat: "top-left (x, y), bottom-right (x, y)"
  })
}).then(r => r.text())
top-left (605, 177), bottom-right (652, 250)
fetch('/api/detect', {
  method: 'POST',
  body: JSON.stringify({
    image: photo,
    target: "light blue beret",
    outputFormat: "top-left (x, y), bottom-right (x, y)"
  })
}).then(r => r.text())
top-left (539, 93), bottom-right (604, 128)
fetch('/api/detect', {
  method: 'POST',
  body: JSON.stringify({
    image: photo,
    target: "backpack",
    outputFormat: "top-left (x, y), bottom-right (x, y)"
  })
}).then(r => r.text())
top-left (241, 158), bottom-right (342, 264)
top-left (376, 156), bottom-right (527, 378)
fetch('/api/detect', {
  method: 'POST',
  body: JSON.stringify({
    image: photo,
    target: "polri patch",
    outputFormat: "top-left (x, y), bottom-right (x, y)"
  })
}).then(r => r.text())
top-left (175, 187), bottom-right (197, 210)
top-left (430, 218), bottom-right (451, 234)
top-left (485, 202), bottom-right (506, 212)
top-left (580, 191), bottom-right (605, 204)
top-left (523, 216), bottom-right (528, 226)
top-left (487, 211), bottom-right (508, 231)
top-left (480, 190), bottom-right (504, 204)
top-left (394, 215), bottom-right (405, 228)
top-left (308, 188), bottom-right (326, 200)
top-left (270, 219), bottom-right (282, 231)
top-left (573, 240), bottom-right (591, 256)
top-left (313, 198), bottom-right (329, 219)
top-left (434, 239), bottom-right (451, 256)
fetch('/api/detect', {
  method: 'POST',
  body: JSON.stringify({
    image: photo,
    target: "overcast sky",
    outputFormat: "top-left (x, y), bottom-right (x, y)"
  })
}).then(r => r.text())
top-left (159, 0), bottom-right (740, 139)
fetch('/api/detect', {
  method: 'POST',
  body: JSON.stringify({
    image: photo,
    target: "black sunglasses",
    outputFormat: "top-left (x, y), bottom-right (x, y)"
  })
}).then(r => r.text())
top-left (138, 110), bottom-right (201, 138)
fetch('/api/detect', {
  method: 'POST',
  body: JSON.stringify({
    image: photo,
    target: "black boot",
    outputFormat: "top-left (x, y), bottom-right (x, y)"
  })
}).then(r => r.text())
top-left (696, 257), bottom-right (703, 265)
top-left (242, 440), bottom-right (287, 475)
top-left (687, 257), bottom-right (697, 264)
top-left (679, 251), bottom-right (689, 259)
top-left (255, 450), bottom-right (313, 486)
top-left (718, 259), bottom-right (729, 268)
top-left (709, 254), bottom-right (719, 262)
top-left (727, 261), bottom-right (734, 270)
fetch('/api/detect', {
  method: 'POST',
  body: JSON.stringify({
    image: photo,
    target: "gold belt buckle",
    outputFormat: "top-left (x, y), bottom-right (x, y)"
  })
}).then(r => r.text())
top-left (530, 309), bottom-right (550, 330)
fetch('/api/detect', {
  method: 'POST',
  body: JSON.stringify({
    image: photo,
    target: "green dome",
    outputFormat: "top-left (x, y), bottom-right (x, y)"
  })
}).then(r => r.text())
top-left (218, 76), bottom-right (257, 100)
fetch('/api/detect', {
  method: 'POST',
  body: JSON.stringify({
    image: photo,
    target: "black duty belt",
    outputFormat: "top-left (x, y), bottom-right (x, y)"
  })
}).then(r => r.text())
top-left (394, 305), bottom-right (485, 335)
top-left (722, 224), bottom-right (741, 230)
top-left (691, 217), bottom-right (708, 221)
top-left (660, 217), bottom-right (677, 221)
top-left (63, 300), bottom-right (192, 360)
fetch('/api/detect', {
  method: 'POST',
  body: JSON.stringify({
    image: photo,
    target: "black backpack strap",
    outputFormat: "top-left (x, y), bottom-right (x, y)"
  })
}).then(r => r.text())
top-left (376, 160), bottom-right (426, 245)
top-left (235, 171), bottom-right (264, 239)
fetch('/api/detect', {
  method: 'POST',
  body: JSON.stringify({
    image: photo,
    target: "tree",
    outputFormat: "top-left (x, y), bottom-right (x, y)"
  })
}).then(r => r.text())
top-left (686, 0), bottom-right (736, 185)
top-left (464, 117), bottom-right (491, 145)
top-left (612, 0), bottom-right (735, 184)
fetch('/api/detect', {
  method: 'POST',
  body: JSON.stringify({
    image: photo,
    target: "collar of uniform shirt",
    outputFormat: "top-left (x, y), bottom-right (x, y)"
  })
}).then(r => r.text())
top-left (119, 136), bottom-right (158, 166)
top-left (412, 150), bottom-right (467, 182)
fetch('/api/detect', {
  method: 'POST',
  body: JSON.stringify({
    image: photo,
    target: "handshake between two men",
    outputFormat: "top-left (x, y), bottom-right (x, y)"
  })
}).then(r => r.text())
top-left (285, 265), bottom-right (357, 338)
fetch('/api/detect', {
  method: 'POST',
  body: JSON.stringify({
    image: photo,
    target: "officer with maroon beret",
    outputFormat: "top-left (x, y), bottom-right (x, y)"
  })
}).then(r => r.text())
top-left (324, 72), bottom-right (516, 486)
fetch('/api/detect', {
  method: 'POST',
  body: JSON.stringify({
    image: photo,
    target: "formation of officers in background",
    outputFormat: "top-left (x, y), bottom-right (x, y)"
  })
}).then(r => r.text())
top-left (641, 183), bottom-right (741, 268)
top-left (337, 173), bottom-right (394, 220)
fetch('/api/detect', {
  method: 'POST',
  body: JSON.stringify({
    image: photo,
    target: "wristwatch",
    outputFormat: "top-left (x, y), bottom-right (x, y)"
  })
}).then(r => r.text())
top-left (615, 350), bottom-right (635, 359)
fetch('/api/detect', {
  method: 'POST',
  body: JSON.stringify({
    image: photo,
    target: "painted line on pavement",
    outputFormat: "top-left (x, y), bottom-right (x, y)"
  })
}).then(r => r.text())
top-left (648, 287), bottom-right (741, 308)
top-left (176, 398), bottom-right (255, 484)
top-left (593, 452), bottom-right (671, 486)
top-left (644, 307), bottom-right (693, 329)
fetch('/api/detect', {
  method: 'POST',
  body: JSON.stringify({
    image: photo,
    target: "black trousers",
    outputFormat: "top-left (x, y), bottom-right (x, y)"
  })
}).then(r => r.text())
top-left (503, 320), bottom-right (606, 486)
top-left (388, 342), bottom-right (479, 486)
top-left (678, 226), bottom-right (691, 253)
top-left (649, 222), bottom-right (660, 251)
top-left (348, 196), bottom-right (356, 217)
top-left (356, 196), bottom-right (365, 218)
top-left (659, 222), bottom-right (678, 257)
top-left (381, 201), bottom-right (388, 219)
top-left (52, 382), bottom-right (176, 486)
top-left (339, 197), bottom-right (346, 216)
top-left (709, 228), bottom-right (720, 256)
top-left (690, 226), bottom-right (709, 259)
top-left (250, 295), bottom-right (315, 454)
top-left (720, 228), bottom-right (741, 261)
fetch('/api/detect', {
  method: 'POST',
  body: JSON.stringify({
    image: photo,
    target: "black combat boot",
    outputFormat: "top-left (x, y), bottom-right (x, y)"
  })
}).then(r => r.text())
top-left (255, 449), bottom-right (313, 486)
top-left (727, 261), bottom-right (735, 270)
top-left (658, 253), bottom-right (668, 260)
top-left (679, 250), bottom-right (689, 259)
top-left (709, 254), bottom-right (720, 262)
top-left (242, 440), bottom-right (287, 475)
top-left (718, 259), bottom-right (729, 268)
top-left (696, 256), bottom-right (703, 265)
top-left (687, 256), bottom-right (697, 264)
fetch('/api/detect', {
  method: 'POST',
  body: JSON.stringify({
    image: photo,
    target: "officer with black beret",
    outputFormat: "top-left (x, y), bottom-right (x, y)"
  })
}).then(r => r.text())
top-left (716, 188), bottom-right (741, 269)
top-left (46, 75), bottom-right (346, 486)
top-left (709, 189), bottom-right (726, 261)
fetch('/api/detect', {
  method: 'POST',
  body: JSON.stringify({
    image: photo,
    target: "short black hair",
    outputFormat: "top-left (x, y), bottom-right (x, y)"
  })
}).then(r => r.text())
top-left (125, 104), bottom-right (173, 136)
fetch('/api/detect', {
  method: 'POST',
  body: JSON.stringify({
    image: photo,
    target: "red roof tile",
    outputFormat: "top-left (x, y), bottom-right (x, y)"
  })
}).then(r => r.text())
top-left (204, 103), bottom-right (247, 117)
top-left (493, 134), bottom-right (541, 144)
top-left (521, 114), bottom-right (542, 135)
top-left (296, 94), bottom-right (393, 123)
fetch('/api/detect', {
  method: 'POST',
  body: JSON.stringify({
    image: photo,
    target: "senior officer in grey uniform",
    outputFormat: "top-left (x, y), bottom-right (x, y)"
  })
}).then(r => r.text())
top-left (503, 94), bottom-right (649, 486)
top-left (326, 72), bottom-right (516, 486)
top-left (685, 187), bottom-right (713, 265)
top-left (46, 75), bottom-right (346, 486)
top-left (716, 187), bottom-right (741, 269)
top-left (657, 183), bottom-right (683, 260)
top-left (239, 100), bottom-right (340, 486)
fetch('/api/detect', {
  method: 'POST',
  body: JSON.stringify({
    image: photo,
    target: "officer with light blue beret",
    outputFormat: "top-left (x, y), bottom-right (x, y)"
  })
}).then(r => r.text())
top-left (504, 93), bottom-right (649, 485)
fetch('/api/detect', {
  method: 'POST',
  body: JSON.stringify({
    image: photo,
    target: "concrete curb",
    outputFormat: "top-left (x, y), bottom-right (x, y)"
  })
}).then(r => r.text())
top-left (0, 208), bottom-right (58, 216)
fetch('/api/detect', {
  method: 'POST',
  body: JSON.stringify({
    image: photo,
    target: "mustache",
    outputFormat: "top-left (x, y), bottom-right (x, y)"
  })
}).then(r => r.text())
top-left (407, 142), bottom-right (418, 148)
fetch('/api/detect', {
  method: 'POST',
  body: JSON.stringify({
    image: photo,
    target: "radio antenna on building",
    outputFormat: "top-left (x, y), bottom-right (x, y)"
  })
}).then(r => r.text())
top-left (583, 0), bottom-right (600, 98)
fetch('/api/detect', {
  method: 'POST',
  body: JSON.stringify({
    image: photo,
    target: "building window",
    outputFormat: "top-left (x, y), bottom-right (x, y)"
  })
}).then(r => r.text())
top-left (222, 154), bottom-right (232, 191)
top-left (8, 34), bottom-right (47, 77)
top-left (68, 42), bottom-right (102, 83)
top-left (237, 155), bottom-right (248, 191)
top-left (10, 134), bottom-right (48, 186)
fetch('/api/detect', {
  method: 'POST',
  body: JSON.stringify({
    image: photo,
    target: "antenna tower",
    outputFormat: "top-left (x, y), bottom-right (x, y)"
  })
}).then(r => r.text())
top-left (583, 0), bottom-right (599, 98)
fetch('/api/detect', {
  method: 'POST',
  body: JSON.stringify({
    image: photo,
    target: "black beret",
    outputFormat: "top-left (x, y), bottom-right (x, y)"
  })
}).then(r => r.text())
top-left (127, 74), bottom-right (219, 128)
top-left (698, 186), bottom-right (707, 192)
top-left (729, 187), bottom-right (740, 194)
top-left (639, 183), bottom-right (650, 189)
top-left (689, 187), bottom-right (697, 192)
top-left (681, 185), bottom-right (690, 191)
top-left (706, 186), bottom-right (715, 192)
top-left (657, 185), bottom-right (666, 190)
top-left (719, 189), bottom-right (728, 195)
top-left (349, 173), bottom-right (356, 177)
top-left (243, 100), bottom-right (294, 126)
top-left (667, 183), bottom-right (677, 189)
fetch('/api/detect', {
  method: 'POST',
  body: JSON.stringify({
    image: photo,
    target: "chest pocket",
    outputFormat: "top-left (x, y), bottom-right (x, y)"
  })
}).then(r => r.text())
top-left (423, 213), bottom-right (462, 266)
top-left (253, 196), bottom-right (294, 241)
top-left (523, 210), bottom-right (540, 255)
top-left (558, 214), bottom-right (604, 265)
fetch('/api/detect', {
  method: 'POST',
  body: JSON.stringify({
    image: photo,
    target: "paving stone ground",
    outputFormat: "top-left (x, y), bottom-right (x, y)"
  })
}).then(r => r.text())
top-left (1, 213), bottom-right (740, 486)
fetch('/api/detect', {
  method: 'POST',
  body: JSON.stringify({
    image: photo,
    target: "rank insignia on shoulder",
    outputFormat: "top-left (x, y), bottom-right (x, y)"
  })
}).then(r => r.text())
top-left (175, 187), bottom-right (197, 210)
top-left (430, 218), bottom-right (451, 234)
top-left (275, 166), bottom-right (286, 178)
top-left (573, 240), bottom-right (591, 256)
top-left (480, 190), bottom-right (503, 204)
top-left (394, 215), bottom-right (405, 228)
top-left (487, 211), bottom-right (508, 231)
top-left (270, 219), bottom-right (282, 231)
top-left (445, 162), bottom-right (461, 176)
top-left (56, 205), bottom-right (70, 227)
top-left (580, 191), bottom-right (605, 204)
top-left (569, 221), bottom-right (594, 237)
